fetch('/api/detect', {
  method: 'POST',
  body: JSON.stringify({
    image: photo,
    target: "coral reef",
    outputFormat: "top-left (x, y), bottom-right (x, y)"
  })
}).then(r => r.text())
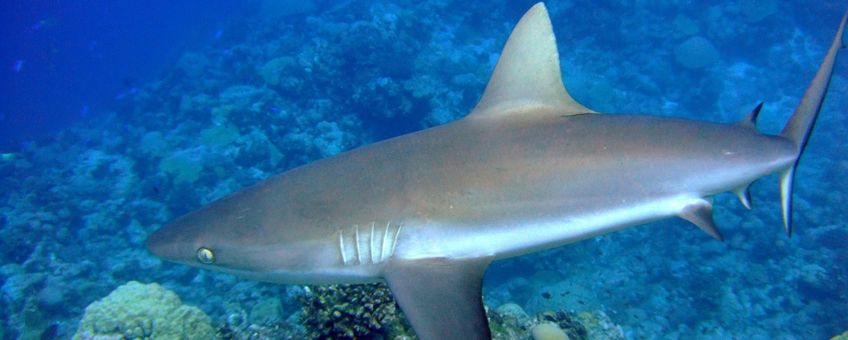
top-left (72, 281), bottom-right (214, 339)
top-left (531, 322), bottom-right (568, 340)
top-left (533, 311), bottom-right (588, 340)
top-left (575, 311), bottom-right (625, 340)
top-left (296, 283), bottom-right (624, 340)
top-left (674, 36), bottom-right (720, 69)
top-left (488, 303), bottom-right (624, 340)
top-left (297, 283), bottom-right (412, 339)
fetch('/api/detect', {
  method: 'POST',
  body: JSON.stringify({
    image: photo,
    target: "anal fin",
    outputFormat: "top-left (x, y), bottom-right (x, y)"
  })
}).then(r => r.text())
top-left (383, 256), bottom-right (492, 340)
top-left (734, 184), bottom-right (753, 210)
top-left (679, 198), bottom-right (723, 241)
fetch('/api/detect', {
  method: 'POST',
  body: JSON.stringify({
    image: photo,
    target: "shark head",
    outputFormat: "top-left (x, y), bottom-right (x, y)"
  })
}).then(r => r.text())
top-left (145, 203), bottom-right (253, 270)
top-left (146, 183), bottom-right (355, 284)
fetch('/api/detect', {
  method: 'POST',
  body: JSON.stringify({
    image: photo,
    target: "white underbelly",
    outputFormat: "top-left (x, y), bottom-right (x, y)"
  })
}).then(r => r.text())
top-left (393, 194), bottom-right (704, 261)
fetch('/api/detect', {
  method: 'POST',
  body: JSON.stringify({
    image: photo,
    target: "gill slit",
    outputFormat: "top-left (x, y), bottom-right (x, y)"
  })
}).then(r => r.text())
top-left (337, 221), bottom-right (402, 266)
top-left (380, 221), bottom-right (390, 261)
top-left (370, 222), bottom-right (377, 264)
top-left (338, 231), bottom-right (348, 264)
top-left (354, 224), bottom-right (362, 264)
top-left (392, 224), bottom-right (402, 256)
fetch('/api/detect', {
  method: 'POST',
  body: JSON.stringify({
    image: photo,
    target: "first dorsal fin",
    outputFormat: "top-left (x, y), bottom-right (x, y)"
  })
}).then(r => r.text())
top-left (469, 3), bottom-right (593, 119)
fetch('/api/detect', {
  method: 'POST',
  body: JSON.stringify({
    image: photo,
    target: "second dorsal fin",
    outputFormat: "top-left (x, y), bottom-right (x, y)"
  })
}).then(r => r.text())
top-left (469, 3), bottom-right (593, 119)
top-left (736, 102), bottom-right (763, 129)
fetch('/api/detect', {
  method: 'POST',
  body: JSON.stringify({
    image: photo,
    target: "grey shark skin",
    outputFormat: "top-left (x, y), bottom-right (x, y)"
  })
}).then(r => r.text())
top-left (147, 3), bottom-right (847, 340)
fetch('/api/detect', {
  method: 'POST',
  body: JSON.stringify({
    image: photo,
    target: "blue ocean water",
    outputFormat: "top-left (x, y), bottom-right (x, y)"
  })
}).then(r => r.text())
top-left (1, 0), bottom-right (846, 338)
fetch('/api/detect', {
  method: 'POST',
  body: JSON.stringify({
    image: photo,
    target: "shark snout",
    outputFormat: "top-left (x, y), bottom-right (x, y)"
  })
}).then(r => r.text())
top-left (145, 225), bottom-right (184, 262)
top-left (145, 228), bottom-right (168, 258)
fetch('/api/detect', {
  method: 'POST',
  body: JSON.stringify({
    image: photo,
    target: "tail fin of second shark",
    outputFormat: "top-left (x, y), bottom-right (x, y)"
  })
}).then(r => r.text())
top-left (778, 11), bottom-right (847, 236)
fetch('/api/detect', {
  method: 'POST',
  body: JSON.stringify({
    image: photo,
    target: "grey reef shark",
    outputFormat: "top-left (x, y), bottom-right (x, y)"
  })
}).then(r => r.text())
top-left (147, 3), bottom-right (847, 339)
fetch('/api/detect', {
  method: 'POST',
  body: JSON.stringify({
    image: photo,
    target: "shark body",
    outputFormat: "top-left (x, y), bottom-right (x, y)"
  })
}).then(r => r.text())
top-left (147, 3), bottom-right (847, 339)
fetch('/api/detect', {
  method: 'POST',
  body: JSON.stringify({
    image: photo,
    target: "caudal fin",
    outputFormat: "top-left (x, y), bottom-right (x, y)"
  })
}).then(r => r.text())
top-left (778, 11), bottom-right (847, 236)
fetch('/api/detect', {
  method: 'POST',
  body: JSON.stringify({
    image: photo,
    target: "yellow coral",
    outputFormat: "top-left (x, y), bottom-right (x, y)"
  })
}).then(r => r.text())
top-left (159, 151), bottom-right (203, 184)
top-left (72, 281), bottom-right (214, 340)
top-left (831, 330), bottom-right (848, 340)
top-left (531, 322), bottom-right (569, 340)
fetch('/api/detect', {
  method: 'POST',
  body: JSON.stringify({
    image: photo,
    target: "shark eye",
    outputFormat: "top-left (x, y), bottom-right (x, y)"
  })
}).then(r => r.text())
top-left (196, 247), bottom-right (215, 264)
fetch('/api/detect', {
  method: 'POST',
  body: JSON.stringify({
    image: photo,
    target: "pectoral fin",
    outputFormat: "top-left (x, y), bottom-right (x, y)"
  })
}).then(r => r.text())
top-left (383, 256), bottom-right (493, 340)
